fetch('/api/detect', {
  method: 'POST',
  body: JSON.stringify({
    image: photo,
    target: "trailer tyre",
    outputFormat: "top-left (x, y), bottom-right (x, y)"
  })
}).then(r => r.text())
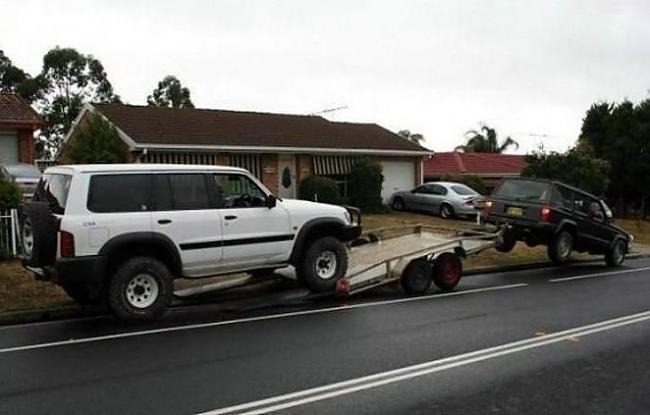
top-left (433, 253), bottom-right (462, 291)
top-left (108, 257), bottom-right (173, 322)
top-left (21, 202), bottom-right (58, 267)
top-left (401, 257), bottom-right (433, 295)
top-left (298, 237), bottom-right (348, 293)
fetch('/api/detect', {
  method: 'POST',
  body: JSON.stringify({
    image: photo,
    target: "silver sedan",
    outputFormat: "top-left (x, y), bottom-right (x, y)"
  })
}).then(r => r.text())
top-left (390, 181), bottom-right (484, 219)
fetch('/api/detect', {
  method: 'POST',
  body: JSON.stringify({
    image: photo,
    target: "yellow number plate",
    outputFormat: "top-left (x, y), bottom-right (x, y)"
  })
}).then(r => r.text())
top-left (507, 207), bottom-right (524, 216)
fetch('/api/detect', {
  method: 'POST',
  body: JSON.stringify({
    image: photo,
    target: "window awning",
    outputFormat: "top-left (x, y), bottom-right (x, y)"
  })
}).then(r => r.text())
top-left (313, 156), bottom-right (361, 176)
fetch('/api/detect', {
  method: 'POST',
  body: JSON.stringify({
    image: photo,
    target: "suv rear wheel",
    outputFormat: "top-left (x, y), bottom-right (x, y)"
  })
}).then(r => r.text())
top-left (605, 239), bottom-right (626, 267)
top-left (297, 236), bottom-right (348, 293)
top-left (108, 257), bottom-right (173, 321)
top-left (548, 230), bottom-right (573, 264)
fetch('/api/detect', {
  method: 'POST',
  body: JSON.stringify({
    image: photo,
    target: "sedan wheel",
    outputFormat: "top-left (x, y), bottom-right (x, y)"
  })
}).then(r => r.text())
top-left (440, 204), bottom-right (454, 219)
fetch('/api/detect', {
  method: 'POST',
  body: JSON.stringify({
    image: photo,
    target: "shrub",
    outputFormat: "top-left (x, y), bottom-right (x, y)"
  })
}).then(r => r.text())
top-left (299, 175), bottom-right (341, 204)
top-left (441, 174), bottom-right (487, 195)
top-left (0, 178), bottom-right (21, 211)
top-left (348, 159), bottom-right (384, 213)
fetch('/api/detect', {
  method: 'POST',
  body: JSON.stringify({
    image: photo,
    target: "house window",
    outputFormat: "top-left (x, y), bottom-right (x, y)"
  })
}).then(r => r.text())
top-left (229, 154), bottom-right (263, 179)
top-left (312, 156), bottom-right (361, 197)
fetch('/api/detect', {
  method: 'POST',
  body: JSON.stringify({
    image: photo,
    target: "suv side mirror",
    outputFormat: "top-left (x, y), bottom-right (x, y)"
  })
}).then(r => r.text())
top-left (266, 194), bottom-right (277, 209)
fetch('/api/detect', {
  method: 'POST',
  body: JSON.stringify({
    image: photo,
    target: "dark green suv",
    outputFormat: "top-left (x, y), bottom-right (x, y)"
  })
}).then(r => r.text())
top-left (484, 178), bottom-right (633, 266)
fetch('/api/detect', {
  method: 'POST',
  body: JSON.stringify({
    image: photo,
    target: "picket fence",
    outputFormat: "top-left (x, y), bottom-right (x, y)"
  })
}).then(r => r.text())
top-left (0, 209), bottom-right (19, 258)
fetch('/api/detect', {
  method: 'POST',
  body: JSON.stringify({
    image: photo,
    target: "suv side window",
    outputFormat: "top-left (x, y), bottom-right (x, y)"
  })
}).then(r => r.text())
top-left (167, 174), bottom-right (211, 210)
top-left (551, 185), bottom-right (573, 210)
top-left (87, 174), bottom-right (151, 213)
top-left (212, 174), bottom-right (267, 208)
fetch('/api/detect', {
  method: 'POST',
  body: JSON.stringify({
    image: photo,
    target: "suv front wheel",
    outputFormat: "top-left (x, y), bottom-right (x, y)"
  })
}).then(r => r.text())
top-left (298, 237), bottom-right (348, 292)
top-left (548, 230), bottom-right (573, 264)
top-left (108, 257), bottom-right (173, 321)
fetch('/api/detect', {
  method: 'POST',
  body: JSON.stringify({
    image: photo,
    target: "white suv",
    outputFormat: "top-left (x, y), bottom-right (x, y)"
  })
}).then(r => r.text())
top-left (22, 164), bottom-right (361, 321)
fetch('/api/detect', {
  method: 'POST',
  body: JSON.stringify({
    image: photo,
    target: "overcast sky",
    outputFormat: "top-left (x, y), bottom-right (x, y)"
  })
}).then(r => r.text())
top-left (2, 0), bottom-right (649, 153)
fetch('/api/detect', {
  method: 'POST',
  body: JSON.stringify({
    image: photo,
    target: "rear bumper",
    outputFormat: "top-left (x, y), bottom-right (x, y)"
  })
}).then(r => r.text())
top-left (485, 215), bottom-right (556, 239)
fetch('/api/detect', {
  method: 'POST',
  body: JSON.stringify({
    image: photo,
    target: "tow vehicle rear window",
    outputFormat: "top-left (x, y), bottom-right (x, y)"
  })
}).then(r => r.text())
top-left (492, 179), bottom-right (550, 202)
top-left (33, 173), bottom-right (72, 214)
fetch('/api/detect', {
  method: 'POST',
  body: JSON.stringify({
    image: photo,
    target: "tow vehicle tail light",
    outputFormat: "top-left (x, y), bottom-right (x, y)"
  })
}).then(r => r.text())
top-left (484, 200), bottom-right (493, 213)
top-left (540, 206), bottom-right (552, 222)
top-left (60, 231), bottom-right (75, 258)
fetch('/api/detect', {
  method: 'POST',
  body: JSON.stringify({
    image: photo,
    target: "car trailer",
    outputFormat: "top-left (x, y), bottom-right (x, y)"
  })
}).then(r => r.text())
top-left (337, 224), bottom-right (505, 296)
top-left (173, 224), bottom-right (505, 307)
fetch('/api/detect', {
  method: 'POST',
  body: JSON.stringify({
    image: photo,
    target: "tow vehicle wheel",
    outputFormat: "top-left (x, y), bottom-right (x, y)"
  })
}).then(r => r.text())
top-left (605, 239), bottom-right (626, 267)
top-left (392, 198), bottom-right (404, 211)
top-left (548, 230), bottom-right (573, 264)
top-left (401, 258), bottom-right (433, 295)
top-left (108, 257), bottom-right (173, 322)
top-left (440, 204), bottom-right (455, 219)
top-left (297, 237), bottom-right (348, 293)
top-left (495, 230), bottom-right (517, 253)
top-left (433, 253), bottom-right (462, 291)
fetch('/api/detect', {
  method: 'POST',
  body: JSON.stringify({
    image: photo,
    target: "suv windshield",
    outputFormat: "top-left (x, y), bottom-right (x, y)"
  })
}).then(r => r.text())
top-left (33, 173), bottom-right (72, 214)
top-left (451, 184), bottom-right (478, 196)
top-left (492, 179), bottom-right (550, 202)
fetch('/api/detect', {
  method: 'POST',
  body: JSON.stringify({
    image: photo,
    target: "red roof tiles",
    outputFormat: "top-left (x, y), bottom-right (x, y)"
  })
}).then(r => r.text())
top-left (0, 93), bottom-right (42, 126)
top-left (424, 151), bottom-right (526, 177)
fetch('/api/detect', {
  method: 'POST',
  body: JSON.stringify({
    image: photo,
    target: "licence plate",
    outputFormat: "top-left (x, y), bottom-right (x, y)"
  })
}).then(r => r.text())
top-left (506, 206), bottom-right (524, 216)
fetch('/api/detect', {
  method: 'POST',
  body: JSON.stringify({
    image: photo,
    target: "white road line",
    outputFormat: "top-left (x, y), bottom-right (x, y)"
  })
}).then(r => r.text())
top-left (199, 310), bottom-right (650, 415)
top-left (0, 283), bottom-right (526, 354)
top-left (549, 266), bottom-right (650, 283)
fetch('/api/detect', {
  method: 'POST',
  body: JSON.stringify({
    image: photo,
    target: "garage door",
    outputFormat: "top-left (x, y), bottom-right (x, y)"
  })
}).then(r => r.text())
top-left (380, 160), bottom-right (415, 203)
top-left (0, 132), bottom-right (19, 165)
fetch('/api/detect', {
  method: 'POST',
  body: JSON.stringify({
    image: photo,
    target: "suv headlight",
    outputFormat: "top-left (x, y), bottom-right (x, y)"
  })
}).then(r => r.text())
top-left (344, 210), bottom-right (351, 224)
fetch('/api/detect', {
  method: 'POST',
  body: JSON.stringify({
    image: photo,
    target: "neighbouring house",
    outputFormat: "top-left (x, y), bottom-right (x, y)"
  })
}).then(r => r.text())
top-left (0, 93), bottom-right (42, 166)
top-left (61, 103), bottom-right (432, 202)
top-left (423, 151), bottom-right (526, 192)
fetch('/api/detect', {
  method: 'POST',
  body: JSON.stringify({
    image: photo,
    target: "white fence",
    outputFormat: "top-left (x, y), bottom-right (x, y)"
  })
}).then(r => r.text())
top-left (0, 209), bottom-right (19, 258)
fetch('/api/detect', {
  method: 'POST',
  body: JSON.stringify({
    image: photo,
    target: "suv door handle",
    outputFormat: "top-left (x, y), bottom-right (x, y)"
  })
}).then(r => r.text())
top-left (224, 215), bottom-right (238, 220)
top-left (157, 219), bottom-right (172, 225)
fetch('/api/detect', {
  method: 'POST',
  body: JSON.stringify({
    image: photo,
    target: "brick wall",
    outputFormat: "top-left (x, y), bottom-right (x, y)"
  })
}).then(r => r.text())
top-left (17, 128), bottom-right (35, 164)
top-left (261, 154), bottom-right (279, 195)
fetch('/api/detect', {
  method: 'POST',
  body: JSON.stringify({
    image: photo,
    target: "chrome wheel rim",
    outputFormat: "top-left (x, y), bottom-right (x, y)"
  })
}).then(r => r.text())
top-left (22, 221), bottom-right (34, 258)
top-left (125, 273), bottom-right (159, 308)
top-left (441, 206), bottom-right (450, 218)
top-left (315, 251), bottom-right (337, 280)
top-left (557, 233), bottom-right (572, 258)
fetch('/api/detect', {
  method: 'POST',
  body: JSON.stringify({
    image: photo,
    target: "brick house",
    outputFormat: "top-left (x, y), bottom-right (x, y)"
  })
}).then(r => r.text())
top-left (62, 103), bottom-right (431, 201)
top-left (0, 93), bottom-right (42, 165)
top-left (423, 151), bottom-right (526, 192)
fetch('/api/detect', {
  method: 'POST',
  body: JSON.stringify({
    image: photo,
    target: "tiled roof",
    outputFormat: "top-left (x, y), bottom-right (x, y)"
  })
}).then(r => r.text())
top-left (0, 93), bottom-right (42, 126)
top-left (424, 151), bottom-right (526, 176)
top-left (92, 103), bottom-right (431, 153)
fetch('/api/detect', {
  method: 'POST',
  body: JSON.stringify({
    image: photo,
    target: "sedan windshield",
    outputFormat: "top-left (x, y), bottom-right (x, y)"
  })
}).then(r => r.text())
top-left (451, 184), bottom-right (478, 196)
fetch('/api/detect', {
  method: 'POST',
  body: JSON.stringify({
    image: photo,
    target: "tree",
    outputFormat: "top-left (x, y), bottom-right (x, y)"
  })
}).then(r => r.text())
top-left (398, 129), bottom-right (424, 144)
top-left (522, 146), bottom-right (611, 196)
top-left (37, 47), bottom-right (120, 157)
top-left (455, 124), bottom-right (519, 153)
top-left (66, 115), bottom-right (128, 164)
top-left (147, 75), bottom-right (194, 108)
top-left (0, 50), bottom-right (45, 102)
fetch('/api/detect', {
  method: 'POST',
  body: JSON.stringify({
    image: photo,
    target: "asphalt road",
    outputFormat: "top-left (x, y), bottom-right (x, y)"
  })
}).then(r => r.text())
top-left (1, 258), bottom-right (650, 415)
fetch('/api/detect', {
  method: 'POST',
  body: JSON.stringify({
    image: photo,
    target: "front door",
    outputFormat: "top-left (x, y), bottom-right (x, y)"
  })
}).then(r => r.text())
top-left (278, 154), bottom-right (296, 199)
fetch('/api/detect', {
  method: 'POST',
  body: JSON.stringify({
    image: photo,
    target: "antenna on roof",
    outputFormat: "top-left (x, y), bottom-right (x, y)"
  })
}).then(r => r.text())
top-left (309, 105), bottom-right (348, 116)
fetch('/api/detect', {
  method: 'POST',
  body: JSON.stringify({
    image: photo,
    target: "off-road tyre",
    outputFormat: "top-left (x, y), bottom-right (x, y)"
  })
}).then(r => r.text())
top-left (297, 237), bottom-right (348, 293)
top-left (401, 257), bottom-right (433, 295)
top-left (605, 239), bottom-right (626, 267)
top-left (108, 257), bottom-right (173, 322)
top-left (548, 230), bottom-right (573, 265)
top-left (21, 202), bottom-right (58, 267)
top-left (432, 253), bottom-right (463, 291)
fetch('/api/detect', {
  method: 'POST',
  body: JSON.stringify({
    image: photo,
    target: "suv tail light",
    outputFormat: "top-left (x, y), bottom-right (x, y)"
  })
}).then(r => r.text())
top-left (484, 200), bottom-right (493, 214)
top-left (540, 206), bottom-right (552, 222)
top-left (60, 231), bottom-right (75, 258)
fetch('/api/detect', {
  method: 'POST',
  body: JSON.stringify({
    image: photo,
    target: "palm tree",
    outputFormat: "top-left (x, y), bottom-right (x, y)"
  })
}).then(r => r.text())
top-left (398, 129), bottom-right (425, 145)
top-left (455, 125), bottom-right (519, 153)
